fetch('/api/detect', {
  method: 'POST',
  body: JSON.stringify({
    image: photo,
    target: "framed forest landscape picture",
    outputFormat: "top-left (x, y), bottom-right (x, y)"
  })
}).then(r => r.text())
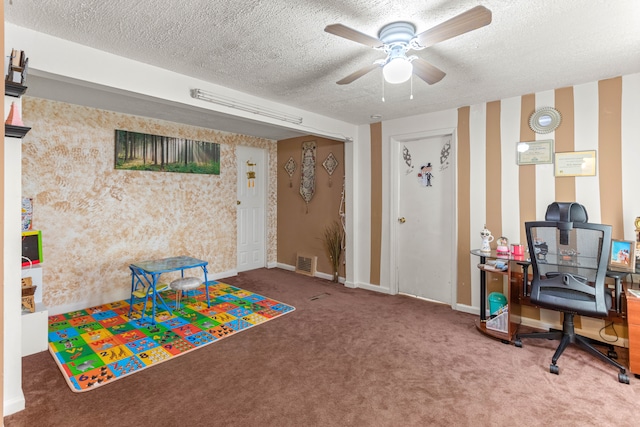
top-left (115, 130), bottom-right (220, 175)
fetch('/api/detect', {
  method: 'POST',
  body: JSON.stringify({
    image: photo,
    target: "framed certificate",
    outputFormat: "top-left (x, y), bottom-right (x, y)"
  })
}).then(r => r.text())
top-left (516, 139), bottom-right (554, 165)
top-left (554, 150), bottom-right (597, 177)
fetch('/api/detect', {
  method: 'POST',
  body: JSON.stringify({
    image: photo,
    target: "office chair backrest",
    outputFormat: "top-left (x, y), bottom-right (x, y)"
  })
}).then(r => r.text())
top-left (525, 220), bottom-right (612, 317)
top-left (544, 202), bottom-right (589, 223)
top-left (544, 202), bottom-right (588, 245)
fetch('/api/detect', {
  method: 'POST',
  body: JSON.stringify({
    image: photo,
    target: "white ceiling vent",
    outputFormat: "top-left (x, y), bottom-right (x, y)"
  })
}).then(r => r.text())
top-left (295, 253), bottom-right (317, 277)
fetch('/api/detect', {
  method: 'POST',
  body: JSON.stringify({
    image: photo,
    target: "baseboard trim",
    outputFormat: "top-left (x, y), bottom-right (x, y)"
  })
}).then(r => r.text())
top-left (47, 269), bottom-right (239, 316)
top-left (4, 392), bottom-right (26, 416)
top-left (354, 282), bottom-right (391, 294)
top-left (275, 263), bottom-right (347, 284)
top-left (212, 269), bottom-right (237, 280)
top-left (453, 303), bottom-right (478, 315)
top-left (276, 262), bottom-right (295, 271)
top-left (48, 289), bottom-right (131, 316)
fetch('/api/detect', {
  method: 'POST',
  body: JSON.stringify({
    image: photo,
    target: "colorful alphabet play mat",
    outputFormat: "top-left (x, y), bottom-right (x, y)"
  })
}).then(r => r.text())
top-left (48, 282), bottom-right (295, 392)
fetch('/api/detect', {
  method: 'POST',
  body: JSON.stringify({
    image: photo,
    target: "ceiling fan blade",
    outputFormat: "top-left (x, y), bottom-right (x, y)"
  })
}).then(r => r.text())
top-left (336, 63), bottom-right (380, 85)
top-left (412, 58), bottom-right (446, 85)
top-left (325, 24), bottom-right (383, 48)
top-left (415, 5), bottom-right (492, 49)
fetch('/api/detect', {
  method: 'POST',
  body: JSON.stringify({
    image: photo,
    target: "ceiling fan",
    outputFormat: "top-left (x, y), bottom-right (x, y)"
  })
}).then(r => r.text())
top-left (324, 5), bottom-right (492, 85)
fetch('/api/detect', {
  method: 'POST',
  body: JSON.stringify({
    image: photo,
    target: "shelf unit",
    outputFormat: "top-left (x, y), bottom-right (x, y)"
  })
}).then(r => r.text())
top-left (5, 80), bottom-right (46, 358)
top-left (471, 249), bottom-right (525, 343)
top-left (5, 81), bottom-right (28, 98)
top-left (4, 75), bottom-right (28, 414)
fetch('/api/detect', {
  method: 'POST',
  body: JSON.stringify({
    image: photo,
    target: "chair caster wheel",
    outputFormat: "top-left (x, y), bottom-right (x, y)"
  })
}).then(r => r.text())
top-left (618, 372), bottom-right (630, 384)
top-left (608, 350), bottom-right (618, 359)
top-left (550, 364), bottom-right (559, 375)
top-left (514, 339), bottom-right (522, 348)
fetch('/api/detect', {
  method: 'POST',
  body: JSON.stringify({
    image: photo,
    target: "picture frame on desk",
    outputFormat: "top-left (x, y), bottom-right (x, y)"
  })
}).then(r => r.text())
top-left (608, 239), bottom-right (636, 273)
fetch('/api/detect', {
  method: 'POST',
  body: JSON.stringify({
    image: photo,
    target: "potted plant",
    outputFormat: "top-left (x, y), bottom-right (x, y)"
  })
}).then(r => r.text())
top-left (322, 220), bottom-right (344, 282)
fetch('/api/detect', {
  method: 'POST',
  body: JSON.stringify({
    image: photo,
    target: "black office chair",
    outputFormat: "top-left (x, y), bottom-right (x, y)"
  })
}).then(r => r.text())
top-left (514, 202), bottom-right (630, 384)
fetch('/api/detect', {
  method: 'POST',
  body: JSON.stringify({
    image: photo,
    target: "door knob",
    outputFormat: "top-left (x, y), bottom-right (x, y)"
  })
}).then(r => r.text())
top-left (398, 217), bottom-right (406, 223)
top-left (237, 200), bottom-right (241, 205)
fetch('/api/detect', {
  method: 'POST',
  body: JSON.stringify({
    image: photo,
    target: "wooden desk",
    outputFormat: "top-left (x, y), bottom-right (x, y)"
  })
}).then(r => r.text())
top-left (625, 284), bottom-right (640, 375)
top-left (471, 249), bottom-right (630, 343)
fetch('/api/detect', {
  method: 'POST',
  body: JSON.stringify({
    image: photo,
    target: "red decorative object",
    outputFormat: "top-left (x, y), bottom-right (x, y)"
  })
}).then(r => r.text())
top-left (5, 102), bottom-right (25, 126)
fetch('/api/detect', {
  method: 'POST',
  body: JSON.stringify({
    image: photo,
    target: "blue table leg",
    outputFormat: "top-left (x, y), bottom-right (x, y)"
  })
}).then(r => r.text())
top-left (203, 265), bottom-right (210, 307)
top-left (154, 283), bottom-right (172, 314)
top-left (150, 274), bottom-right (158, 324)
top-left (128, 269), bottom-right (136, 317)
top-left (129, 267), bottom-right (153, 318)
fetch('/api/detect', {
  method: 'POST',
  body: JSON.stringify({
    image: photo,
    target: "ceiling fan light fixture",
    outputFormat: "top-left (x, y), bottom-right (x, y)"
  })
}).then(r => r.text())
top-left (382, 57), bottom-right (413, 84)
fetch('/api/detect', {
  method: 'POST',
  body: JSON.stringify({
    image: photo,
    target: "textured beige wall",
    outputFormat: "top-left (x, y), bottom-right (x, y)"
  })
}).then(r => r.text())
top-left (22, 97), bottom-right (277, 310)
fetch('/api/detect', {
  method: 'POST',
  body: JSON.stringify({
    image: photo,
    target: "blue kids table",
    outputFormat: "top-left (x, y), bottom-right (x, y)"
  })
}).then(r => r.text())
top-left (128, 256), bottom-right (210, 324)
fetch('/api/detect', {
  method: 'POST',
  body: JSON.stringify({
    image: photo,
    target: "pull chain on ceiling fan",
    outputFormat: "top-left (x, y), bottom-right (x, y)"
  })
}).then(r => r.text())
top-left (324, 5), bottom-right (492, 86)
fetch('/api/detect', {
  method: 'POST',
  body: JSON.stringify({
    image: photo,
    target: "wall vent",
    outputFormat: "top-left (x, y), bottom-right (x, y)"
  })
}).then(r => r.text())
top-left (295, 253), bottom-right (317, 277)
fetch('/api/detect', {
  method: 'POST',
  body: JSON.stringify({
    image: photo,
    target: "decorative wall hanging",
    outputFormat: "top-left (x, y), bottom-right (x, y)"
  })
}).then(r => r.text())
top-left (322, 152), bottom-right (339, 187)
top-left (529, 107), bottom-right (562, 134)
top-left (246, 160), bottom-right (256, 188)
top-left (22, 197), bottom-right (33, 231)
top-left (283, 156), bottom-right (296, 187)
top-left (300, 140), bottom-right (317, 213)
top-left (417, 162), bottom-right (434, 187)
top-left (114, 130), bottom-right (221, 175)
top-left (402, 145), bottom-right (414, 175)
top-left (440, 140), bottom-right (451, 171)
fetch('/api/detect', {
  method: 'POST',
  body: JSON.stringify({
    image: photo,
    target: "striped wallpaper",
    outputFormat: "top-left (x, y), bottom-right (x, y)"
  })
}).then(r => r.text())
top-left (457, 74), bottom-right (640, 308)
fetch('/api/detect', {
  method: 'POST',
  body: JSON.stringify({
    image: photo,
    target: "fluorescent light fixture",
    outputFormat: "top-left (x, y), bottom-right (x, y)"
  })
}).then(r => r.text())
top-left (191, 89), bottom-right (303, 125)
top-left (382, 57), bottom-right (413, 84)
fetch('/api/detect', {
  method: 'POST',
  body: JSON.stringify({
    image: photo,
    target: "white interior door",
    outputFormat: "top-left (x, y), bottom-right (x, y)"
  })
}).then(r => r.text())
top-left (236, 146), bottom-right (266, 272)
top-left (396, 135), bottom-right (454, 303)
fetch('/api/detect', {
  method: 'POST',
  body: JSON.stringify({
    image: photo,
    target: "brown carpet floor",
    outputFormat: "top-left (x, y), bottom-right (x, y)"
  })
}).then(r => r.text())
top-left (5, 267), bottom-right (640, 426)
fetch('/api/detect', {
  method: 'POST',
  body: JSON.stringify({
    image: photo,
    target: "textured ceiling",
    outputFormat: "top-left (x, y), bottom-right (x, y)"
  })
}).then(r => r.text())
top-left (5, 0), bottom-right (640, 137)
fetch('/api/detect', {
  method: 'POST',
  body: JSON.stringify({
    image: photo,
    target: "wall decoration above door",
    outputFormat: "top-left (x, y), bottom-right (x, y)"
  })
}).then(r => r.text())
top-left (322, 152), bottom-right (339, 187)
top-left (115, 130), bottom-right (220, 175)
top-left (300, 140), bottom-right (317, 213)
top-left (283, 156), bottom-right (296, 187)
